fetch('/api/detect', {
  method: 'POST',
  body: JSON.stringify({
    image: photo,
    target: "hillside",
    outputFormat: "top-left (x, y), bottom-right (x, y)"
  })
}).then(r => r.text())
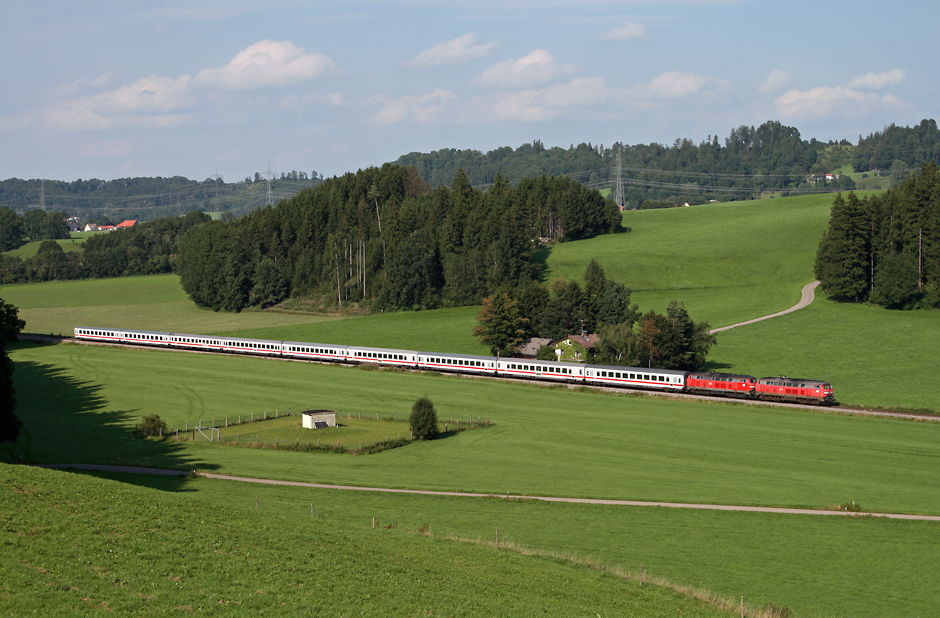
top-left (0, 463), bottom-right (739, 617)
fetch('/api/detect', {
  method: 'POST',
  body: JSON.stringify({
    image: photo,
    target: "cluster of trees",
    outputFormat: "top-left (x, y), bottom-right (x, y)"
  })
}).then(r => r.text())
top-left (475, 260), bottom-right (715, 371)
top-left (176, 164), bottom-right (622, 312)
top-left (0, 212), bottom-right (210, 285)
top-left (815, 162), bottom-right (940, 309)
top-left (0, 207), bottom-right (70, 252)
top-left (397, 121), bottom-right (879, 206)
top-left (853, 119), bottom-right (940, 173)
top-left (0, 295), bottom-right (24, 443)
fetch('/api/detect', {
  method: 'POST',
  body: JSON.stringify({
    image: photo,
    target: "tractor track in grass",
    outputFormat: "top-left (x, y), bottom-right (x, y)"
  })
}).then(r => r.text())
top-left (34, 464), bottom-right (940, 522)
top-left (708, 280), bottom-right (821, 334)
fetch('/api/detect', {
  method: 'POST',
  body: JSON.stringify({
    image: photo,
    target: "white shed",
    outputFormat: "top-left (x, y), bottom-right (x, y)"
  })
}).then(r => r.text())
top-left (302, 410), bottom-right (336, 429)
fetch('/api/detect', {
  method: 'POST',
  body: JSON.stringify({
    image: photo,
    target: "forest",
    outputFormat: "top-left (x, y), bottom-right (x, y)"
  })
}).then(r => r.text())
top-left (175, 164), bottom-right (622, 313)
top-left (815, 162), bottom-right (940, 309)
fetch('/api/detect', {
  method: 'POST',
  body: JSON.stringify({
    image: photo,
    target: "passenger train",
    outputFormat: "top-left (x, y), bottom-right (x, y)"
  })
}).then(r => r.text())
top-left (73, 327), bottom-right (836, 406)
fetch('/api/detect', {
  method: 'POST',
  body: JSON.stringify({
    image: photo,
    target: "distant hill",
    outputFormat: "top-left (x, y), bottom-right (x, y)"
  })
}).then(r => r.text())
top-left (0, 173), bottom-right (322, 223)
top-left (2, 119), bottom-right (937, 223)
top-left (397, 119), bottom-right (940, 207)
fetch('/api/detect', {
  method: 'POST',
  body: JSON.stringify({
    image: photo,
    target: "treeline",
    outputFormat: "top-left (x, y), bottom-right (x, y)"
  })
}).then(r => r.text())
top-left (176, 164), bottom-right (623, 312)
top-left (397, 120), bottom-right (880, 206)
top-left (0, 208), bottom-right (70, 252)
top-left (476, 260), bottom-right (715, 370)
top-left (815, 162), bottom-right (940, 309)
top-left (0, 174), bottom-right (322, 223)
top-left (0, 212), bottom-right (210, 285)
top-left (853, 119), bottom-right (940, 173)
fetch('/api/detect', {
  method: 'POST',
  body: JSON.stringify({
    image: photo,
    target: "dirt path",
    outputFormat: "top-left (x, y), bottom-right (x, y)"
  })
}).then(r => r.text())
top-left (37, 464), bottom-right (940, 522)
top-left (709, 281), bottom-right (820, 334)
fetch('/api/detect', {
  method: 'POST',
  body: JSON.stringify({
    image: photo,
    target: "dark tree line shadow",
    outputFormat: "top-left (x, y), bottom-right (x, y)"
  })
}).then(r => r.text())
top-left (4, 350), bottom-right (216, 492)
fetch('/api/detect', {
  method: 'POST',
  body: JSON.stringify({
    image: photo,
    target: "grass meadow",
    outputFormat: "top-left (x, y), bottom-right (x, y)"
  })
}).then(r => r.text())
top-left (4, 463), bottom-right (741, 618)
top-left (4, 192), bottom-right (940, 617)
top-left (1, 273), bottom-right (341, 336)
top-left (4, 236), bottom-right (87, 260)
top-left (7, 339), bottom-right (940, 617)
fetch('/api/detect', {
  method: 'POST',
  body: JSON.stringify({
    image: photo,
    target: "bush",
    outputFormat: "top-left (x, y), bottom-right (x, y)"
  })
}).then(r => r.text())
top-left (134, 414), bottom-right (168, 437)
top-left (409, 397), bottom-right (439, 440)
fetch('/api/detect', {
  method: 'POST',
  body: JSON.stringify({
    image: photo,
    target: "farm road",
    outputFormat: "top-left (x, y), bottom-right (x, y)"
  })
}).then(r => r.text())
top-left (38, 464), bottom-right (940, 522)
top-left (709, 281), bottom-right (820, 334)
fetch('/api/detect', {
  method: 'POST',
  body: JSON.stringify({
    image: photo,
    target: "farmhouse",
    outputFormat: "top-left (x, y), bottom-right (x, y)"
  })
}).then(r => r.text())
top-left (302, 409), bottom-right (336, 429)
top-left (516, 337), bottom-right (554, 359)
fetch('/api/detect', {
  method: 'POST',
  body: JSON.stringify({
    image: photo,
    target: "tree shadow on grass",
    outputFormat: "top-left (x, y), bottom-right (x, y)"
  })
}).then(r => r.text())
top-left (5, 359), bottom-right (216, 492)
top-left (701, 360), bottom-right (734, 371)
top-left (531, 244), bottom-right (551, 282)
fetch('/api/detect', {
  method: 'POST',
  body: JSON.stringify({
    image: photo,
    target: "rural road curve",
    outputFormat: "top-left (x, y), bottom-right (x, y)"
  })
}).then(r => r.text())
top-left (37, 464), bottom-right (940, 522)
top-left (709, 281), bottom-right (821, 334)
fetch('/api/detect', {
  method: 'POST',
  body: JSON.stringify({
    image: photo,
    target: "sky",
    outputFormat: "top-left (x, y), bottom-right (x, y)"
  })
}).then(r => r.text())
top-left (1, 0), bottom-right (936, 183)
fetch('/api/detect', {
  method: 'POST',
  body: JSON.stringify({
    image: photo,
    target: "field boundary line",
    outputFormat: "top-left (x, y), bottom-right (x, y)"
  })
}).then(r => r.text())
top-left (36, 464), bottom-right (940, 522)
top-left (709, 280), bottom-right (820, 334)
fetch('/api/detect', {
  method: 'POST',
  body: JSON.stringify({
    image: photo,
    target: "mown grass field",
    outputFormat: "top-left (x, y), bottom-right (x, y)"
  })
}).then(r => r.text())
top-left (4, 463), bottom-right (741, 618)
top-left (130, 472), bottom-right (940, 618)
top-left (548, 193), bottom-right (856, 327)
top-left (4, 192), bottom-right (940, 617)
top-left (10, 341), bottom-right (940, 515)
top-left (7, 340), bottom-right (940, 618)
top-left (1, 274), bottom-right (340, 336)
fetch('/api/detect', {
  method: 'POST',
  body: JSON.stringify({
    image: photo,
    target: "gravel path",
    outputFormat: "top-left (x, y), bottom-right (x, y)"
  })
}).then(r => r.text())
top-left (36, 464), bottom-right (940, 522)
top-left (709, 281), bottom-right (821, 334)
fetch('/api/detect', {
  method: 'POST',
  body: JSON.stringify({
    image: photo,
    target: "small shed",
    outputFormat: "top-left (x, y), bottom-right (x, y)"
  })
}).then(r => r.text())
top-left (302, 409), bottom-right (336, 429)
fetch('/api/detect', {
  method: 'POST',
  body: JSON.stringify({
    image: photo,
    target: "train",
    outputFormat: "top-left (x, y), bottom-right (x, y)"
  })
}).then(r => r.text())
top-left (73, 326), bottom-right (836, 406)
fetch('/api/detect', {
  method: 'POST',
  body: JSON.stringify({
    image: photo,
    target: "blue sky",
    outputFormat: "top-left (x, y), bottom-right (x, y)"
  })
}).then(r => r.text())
top-left (1, 0), bottom-right (935, 182)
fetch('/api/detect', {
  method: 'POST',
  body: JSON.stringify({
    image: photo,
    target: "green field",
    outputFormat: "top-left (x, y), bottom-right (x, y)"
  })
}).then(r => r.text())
top-left (5, 463), bottom-right (744, 618)
top-left (1, 274), bottom-right (341, 337)
top-left (4, 193), bottom-right (940, 617)
top-left (4, 236), bottom-right (87, 259)
top-left (549, 193), bottom-right (853, 327)
top-left (7, 340), bottom-right (940, 617)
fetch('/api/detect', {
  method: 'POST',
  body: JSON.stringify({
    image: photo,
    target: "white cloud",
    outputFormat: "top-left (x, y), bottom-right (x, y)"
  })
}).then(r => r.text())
top-left (846, 68), bottom-right (906, 90)
top-left (407, 33), bottom-right (498, 67)
top-left (775, 85), bottom-right (906, 120)
top-left (632, 71), bottom-right (727, 99)
top-left (759, 69), bottom-right (791, 93)
top-left (474, 77), bottom-right (613, 122)
top-left (477, 50), bottom-right (580, 88)
top-left (601, 21), bottom-right (646, 41)
top-left (193, 40), bottom-right (335, 90)
top-left (44, 75), bottom-right (196, 131)
top-left (368, 88), bottom-right (458, 125)
top-left (774, 69), bottom-right (908, 120)
top-left (279, 92), bottom-right (346, 111)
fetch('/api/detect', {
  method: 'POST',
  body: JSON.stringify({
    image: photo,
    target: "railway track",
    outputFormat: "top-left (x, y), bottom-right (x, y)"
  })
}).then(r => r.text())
top-left (21, 333), bottom-right (940, 422)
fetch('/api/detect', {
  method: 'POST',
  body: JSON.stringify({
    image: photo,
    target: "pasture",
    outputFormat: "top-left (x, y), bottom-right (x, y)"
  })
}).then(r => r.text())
top-left (8, 340), bottom-right (940, 617)
top-left (4, 463), bottom-right (739, 618)
top-left (0, 273), bottom-right (341, 337)
top-left (4, 237), bottom-right (86, 259)
top-left (4, 192), bottom-right (940, 617)
top-left (10, 341), bottom-right (940, 514)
